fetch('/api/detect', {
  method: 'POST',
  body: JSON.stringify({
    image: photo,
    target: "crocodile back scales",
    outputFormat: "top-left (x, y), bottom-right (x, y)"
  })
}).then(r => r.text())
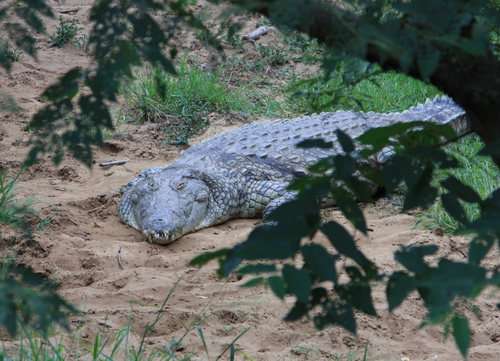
top-left (175, 95), bottom-right (467, 170)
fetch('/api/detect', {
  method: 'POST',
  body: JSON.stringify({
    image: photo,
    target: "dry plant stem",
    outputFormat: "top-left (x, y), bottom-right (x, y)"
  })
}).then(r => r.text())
top-left (117, 247), bottom-right (125, 270)
top-left (57, 8), bottom-right (80, 14)
top-left (99, 159), bottom-right (128, 167)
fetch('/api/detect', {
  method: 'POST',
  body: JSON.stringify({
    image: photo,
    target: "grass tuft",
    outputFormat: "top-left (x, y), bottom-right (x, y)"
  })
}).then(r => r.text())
top-left (48, 17), bottom-right (86, 49)
top-left (417, 135), bottom-right (499, 234)
top-left (287, 67), bottom-right (441, 115)
top-left (0, 168), bottom-right (37, 231)
top-left (0, 278), bottom-right (260, 361)
top-left (1, 40), bottom-right (23, 62)
top-left (121, 60), bottom-right (252, 144)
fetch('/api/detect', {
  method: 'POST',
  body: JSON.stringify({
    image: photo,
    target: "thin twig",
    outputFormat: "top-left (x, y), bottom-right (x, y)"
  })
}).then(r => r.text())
top-left (117, 247), bottom-right (125, 270)
top-left (432, 129), bottom-right (473, 148)
top-left (99, 159), bottom-right (128, 167)
top-left (57, 7), bottom-right (80, 14)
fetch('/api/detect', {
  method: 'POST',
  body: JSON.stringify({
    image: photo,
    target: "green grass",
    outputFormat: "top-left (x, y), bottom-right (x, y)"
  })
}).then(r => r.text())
top-left (123, 60), bottom-right (251, 144)
top-left (417, 135), bottom-right (499, 233)
top-left (0, 168), bottom-right (37, 230)
top-left (1, 40), bottom-right (23, 62)
top-left (283, 57), bottom-right (498, 235)
top-left (48, 17), bottom-right (86, 49)
top-left (282, 64), bottom-right (497, 235)
top-left (286, 68), bottom-right (441, 115)
top-left (0, 279), bottom-right (257, 361)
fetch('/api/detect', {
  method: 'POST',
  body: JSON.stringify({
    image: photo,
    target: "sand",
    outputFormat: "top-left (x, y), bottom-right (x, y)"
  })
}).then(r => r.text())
top-left (1, 1), bottom-right (498, 360)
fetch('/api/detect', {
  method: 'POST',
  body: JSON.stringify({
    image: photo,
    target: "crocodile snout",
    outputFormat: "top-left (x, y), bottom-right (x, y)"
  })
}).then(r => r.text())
top-left (142, 216), bottom-right (186, 244)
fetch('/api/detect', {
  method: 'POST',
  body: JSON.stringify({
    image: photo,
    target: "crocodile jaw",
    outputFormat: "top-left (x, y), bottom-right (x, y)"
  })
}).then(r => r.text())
top-left (143, 229), bottom-right (184, 244)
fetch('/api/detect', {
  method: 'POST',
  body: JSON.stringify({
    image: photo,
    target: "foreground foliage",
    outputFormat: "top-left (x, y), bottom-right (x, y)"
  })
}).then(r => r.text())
top-left (418, 135), bottom-right (499, 233)
top-left (0, 171), bottom-right (77, 337)
top-left (1, 0), bottom-right (499, 358)
top-left (191, 122), bottom-right (500, 358)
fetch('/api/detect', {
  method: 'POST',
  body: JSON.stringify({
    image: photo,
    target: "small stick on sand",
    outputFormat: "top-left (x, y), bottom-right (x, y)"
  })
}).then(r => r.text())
top-left (58, 8), bottom-right (80, 14)
top-left (117, 247), bottom-right (125, 270)
top-left (99, 159), bottom-right (128, 167)
top-left (242, 26), bottom-right (274, 48)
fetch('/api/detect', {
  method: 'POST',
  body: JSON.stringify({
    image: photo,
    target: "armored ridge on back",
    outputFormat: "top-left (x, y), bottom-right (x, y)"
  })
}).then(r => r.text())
top-left (119, 96), bottom-right (468, 244)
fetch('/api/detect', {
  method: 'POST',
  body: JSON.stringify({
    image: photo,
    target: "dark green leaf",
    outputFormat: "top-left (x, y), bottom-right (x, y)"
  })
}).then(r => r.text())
top-left (395, 245), bottom-right (437, 274)
top-left (42, 68), bottom-right (83, 101)
top-left (301, 244), bottom-right (337, 282)
top-left (282, 264), bottom-right (311, 303)
top-left (321, 221), bottom-right (375, 276)
top-left (358, 121), bottom-right (427, 150)
top-left (323, 301), bottom-right (356, 333)
top-left (233, 224), bottom-right (301, 261)
top-left (462, 190), bottom-right (500, 235)
top-left (441, 193), bottom-right (467, 225)
top-left (237, 264), bottom-right (277, 275)
top-left (321, 221), bottom-right (360, 261)
top-left (417, 47), bottom-right (440, 80)
top-left (478, 140), bottom-right (500, 156)
top-left (334, 195), bottom-right (367, 234)
top-left (336, 129), bottom-right (355, 153)
top-left (222, 253), bottom-right (243, 277)
top-left (452, 316), bottom-right (470, 358)
top-left (241, 277), bottom-right (265, 287)
top-left (468, 236), bottom-right (495, 265)
top-left (441, 176), bottom-right (481, 203)
top-left (403, 167), bottom-right (438, 211)
top-left (189, 249), bottom-right (230, 267)
top-left (387, 271), bottom-right (417, 312)
top-left (346, 177), bottom-right (374, 203)
top-left (310, 287), bottom-right (328, 306)
top-left (296, 138), bottom-right (333, 149)
top-left (333, 155), bottom-right (356, 180)
top-left (380, 156), bottom-right (409, 193)
top-left (267, 276), bottom-right (286, 299)
top-left (418, 260), bottom-right (487, 321)
top-left (266, 197), bottom-right (320, 228)
top-left (306, 159), bottom-right (334, 174)
top-left (289, 176), bottom-right (332, 199)
top-left (284, 302), bottom-right (308, 321)
top-left (335, 282), bottom-right (377, 316)
top-left (406, 146), bottom-right (459, 168)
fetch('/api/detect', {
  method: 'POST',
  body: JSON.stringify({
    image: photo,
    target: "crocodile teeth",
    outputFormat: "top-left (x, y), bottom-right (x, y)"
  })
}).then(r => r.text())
top-left (145, 230), bottom-right (173, 244)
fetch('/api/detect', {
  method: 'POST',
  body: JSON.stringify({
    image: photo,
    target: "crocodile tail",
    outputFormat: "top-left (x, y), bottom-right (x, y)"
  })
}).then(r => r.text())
top-left (405, 95), bottom-right (470, 136)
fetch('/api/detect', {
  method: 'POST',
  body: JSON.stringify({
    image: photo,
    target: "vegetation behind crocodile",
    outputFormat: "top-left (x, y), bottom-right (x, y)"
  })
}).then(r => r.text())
top-left (119, 96), bottom-right (467, 244)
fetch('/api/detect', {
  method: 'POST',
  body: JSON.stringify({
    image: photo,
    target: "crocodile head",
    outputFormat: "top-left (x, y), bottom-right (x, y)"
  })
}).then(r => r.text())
top-left (119, 167), bottom-right (213, 244)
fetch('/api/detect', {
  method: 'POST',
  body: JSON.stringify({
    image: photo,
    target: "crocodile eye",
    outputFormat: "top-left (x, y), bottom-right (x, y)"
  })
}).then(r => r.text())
top-left (148, 179), bottom-right (160, 191)
top-left (130, 193), bottom-right (139, 204)
top-left (171, 180), bottom-right (186, 190)
top-left (195, 190), bottom-right (209, 202)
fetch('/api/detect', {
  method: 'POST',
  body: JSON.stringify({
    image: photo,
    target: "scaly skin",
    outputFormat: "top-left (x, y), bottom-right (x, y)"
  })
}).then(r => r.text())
top-left (119, 96), bottom-right (467, 244)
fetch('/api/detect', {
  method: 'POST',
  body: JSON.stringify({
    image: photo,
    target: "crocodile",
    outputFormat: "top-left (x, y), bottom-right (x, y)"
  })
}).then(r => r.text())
top-left (119, 96), bottom-right (468, 244)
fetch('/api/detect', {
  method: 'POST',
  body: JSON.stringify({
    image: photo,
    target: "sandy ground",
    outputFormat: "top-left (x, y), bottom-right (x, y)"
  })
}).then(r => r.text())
top-left (1, 1), bottom-right (499, 360)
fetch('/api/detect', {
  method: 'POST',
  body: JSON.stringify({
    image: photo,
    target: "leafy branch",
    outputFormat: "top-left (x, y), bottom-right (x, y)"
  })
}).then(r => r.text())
top-left (191, 123), bottom-right (500, 358)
